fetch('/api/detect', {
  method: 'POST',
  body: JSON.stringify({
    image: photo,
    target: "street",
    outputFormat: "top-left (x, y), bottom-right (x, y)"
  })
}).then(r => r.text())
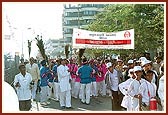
top-left (31, 93), bottom-right (112, 112)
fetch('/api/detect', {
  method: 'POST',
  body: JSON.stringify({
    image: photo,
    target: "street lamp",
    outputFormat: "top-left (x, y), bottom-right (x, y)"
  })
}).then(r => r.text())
top-left (20, 27), bottom-right (32, 63)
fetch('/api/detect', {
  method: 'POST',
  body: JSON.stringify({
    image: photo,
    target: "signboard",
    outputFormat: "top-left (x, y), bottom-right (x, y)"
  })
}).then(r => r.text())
top-left (72, 28), bottom-right (134, 49)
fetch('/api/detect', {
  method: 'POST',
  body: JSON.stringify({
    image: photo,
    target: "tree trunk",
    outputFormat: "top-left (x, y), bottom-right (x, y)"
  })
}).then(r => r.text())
top-left (78, 49), bottom-right (85, 65)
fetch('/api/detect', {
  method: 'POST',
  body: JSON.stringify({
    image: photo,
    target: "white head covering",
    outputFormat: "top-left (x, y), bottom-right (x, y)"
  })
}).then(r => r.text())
top-left (128, 59), bottom-right (134, 64)
top-left (123, 65), bottom-right (128, 69)
top-left (133, 66), bottom-right (142, 72)
top-left (141, 60), bottom-right (151, 67)
top-left (139, 57), bottom-right (147, 62)
top-left (106, 62), bottom-right (112, 68)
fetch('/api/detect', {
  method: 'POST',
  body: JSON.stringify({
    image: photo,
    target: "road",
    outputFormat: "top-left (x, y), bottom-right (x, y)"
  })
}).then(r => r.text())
top-left (31, 93), bottom-right (112, 112)
top-left (30, 93), bottom-right (163, 112)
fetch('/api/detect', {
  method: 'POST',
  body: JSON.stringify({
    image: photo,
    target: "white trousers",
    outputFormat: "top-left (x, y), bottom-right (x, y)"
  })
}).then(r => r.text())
top-left (40, 86), bottom-right (48, 103)
top-left (73, 82), bottom-right (82, 99)
top-left (90, 81), bottom-right (97, 96)
top-left (53, 82), bottom-right (60, 100)
top-left (47, 82), bottom-right (53, 98)
top-left (31, 82), bottom-right (37, 99)
top-left (71, 78), bottom-right (76, 97)
top-left (59, 90), bottom-right (71, 107)
top-left (96, 80), bottom-right (106, 96)
top-left (131, 97), bottom-right (139, 111)
top-left (81, 83), bottom-right (91, 104)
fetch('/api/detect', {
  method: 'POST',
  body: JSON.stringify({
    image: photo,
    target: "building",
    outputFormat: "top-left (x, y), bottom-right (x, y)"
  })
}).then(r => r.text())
top-left (45, 38), bottom-right (67, 59)
top-left (62, 4), bottom-right (107, 44)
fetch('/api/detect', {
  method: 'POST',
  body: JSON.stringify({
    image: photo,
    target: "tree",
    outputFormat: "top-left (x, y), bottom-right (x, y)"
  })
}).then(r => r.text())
top-left (35, 35), bottom-right (48, 63)
top-left (28, 40), bottom-right (32, 58)
top-left (78, 49), bottom-right (85, 65)
top-left (65, 44), bottom-right (70, 59)
top-left (87, 4), bottom-right (164, 57)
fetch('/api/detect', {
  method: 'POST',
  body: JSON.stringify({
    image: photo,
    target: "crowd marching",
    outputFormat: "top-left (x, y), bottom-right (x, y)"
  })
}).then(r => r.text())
top-left (12, 54), bottom-right (164, 111)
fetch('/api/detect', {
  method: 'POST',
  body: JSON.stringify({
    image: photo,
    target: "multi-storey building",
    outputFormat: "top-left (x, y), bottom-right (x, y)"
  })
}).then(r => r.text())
top-left (62, 4), bottom-right (107, 44)
top-left (45, 38), bottom-right (67, 59)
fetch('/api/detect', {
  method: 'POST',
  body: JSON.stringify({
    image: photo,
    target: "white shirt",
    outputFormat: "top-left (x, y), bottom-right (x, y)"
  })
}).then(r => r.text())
top-left (119, 78), bottom-right (134, 95)
top-left (14, 72), bottom-right (32, 100)
top-left (139, 81), bottom-right (156, 105)
top-left (119, 78), bottom-right (134, 110)
top-left (151, 70), bottom-right (158, 84)
top-left (127, 78), bottom-right (146, 97)
top-left (109, 69), bottom-right (119, 91)
top-left (127, 78), bottom-right (146, 111)
top-left (158, 75), bottom-right (164, 101)
top-left (57, 65), bottom-right (71, 92)
top-left (2, 82), bottom-right (19, 112)
top-left (26, 63), bottom-right (40, 81)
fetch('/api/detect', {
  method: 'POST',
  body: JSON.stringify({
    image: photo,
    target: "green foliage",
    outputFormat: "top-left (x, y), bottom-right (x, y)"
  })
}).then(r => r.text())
top-left (87, 4), bottom-right (164, 57)
top-left (35, 35), bottom-right (48, 62)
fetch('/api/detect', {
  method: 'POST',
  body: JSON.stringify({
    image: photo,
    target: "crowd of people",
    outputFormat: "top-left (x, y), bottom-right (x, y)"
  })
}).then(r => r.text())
top-left (12, 54), bottom-right (164, 111)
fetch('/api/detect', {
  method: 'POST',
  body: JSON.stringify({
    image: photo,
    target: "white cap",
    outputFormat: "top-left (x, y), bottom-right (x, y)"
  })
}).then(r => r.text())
top-left (141, 60), bottom-right (151, 67)
top-left (128, 59), bottom-right (134, 64)
top-left (106, 62), bottom-right (112, 68)
top-left (133, 66), bottom-right (142, 72)
top-left (139, 57), bottom-right (147, 62)
top-left (123, 65), bottom-right (128, 68)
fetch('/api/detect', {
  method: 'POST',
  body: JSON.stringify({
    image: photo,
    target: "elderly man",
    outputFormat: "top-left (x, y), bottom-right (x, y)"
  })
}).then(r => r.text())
top-left (25, 57), bottom-right (40, 101)
top-left (105, 62), bottom-right (123, 111)
top-left (14, 64), bottom-right (32, 111)
top-left (57, 58), bottom-right (72, 109)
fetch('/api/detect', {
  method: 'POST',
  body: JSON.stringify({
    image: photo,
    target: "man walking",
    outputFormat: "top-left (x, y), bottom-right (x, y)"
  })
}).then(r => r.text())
top-left (105, 62), bottom-right (122, 111)
top-left (57, 58), bottom-right (72, 109)
top-left (14, 63), bottom-right (32, 111)
top-left (78, 58), bottom-right (93, 105)
top-left (25, 57), bottom-right (40, 101)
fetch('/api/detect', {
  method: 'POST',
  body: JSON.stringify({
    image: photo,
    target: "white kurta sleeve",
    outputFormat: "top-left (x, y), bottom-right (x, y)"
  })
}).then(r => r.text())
top-left (127, 81), bottom-right (136, 97)
top-left (158, 77), bottom-right (164, 101)
top-left (119, 82), bottom-right (127, 95)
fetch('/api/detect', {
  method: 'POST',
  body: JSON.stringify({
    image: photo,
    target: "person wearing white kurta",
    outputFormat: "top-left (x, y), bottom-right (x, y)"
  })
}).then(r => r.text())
top-left (158, 63), bottom-right (164, 111)
top-left (127, 66), bottom-right (146, 111)
top-left (158, 75), bottom-right (164, 110)
top-left (141, 60), bottom-right (158, 85)
top-left (57, 59), bottom-right (72, 108)
top-left (139, 70), bottom-right (157, 111)
top-left (14, 64), bottom-right (32, 111)
top-left (139, 81), bottom-right (156, 109)
top-left (119, 69), bottom-right (135, 111)
top-left (25, 57), bottom-right (40, 100)
top-left (73, 71), bottom-right (82, 99)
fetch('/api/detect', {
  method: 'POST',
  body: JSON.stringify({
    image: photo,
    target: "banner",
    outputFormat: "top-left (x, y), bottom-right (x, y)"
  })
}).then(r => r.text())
top-left (72, 28), bottom-right (134, 49)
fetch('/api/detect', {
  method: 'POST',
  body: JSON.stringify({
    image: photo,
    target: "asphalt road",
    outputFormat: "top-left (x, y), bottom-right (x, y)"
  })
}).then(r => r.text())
top-left (31, 93), bottom-right (112, 112)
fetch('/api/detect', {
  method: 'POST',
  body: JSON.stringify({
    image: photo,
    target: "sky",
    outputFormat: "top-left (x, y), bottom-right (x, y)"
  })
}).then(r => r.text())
top-left (3, 2), bottom-right (64, 59)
